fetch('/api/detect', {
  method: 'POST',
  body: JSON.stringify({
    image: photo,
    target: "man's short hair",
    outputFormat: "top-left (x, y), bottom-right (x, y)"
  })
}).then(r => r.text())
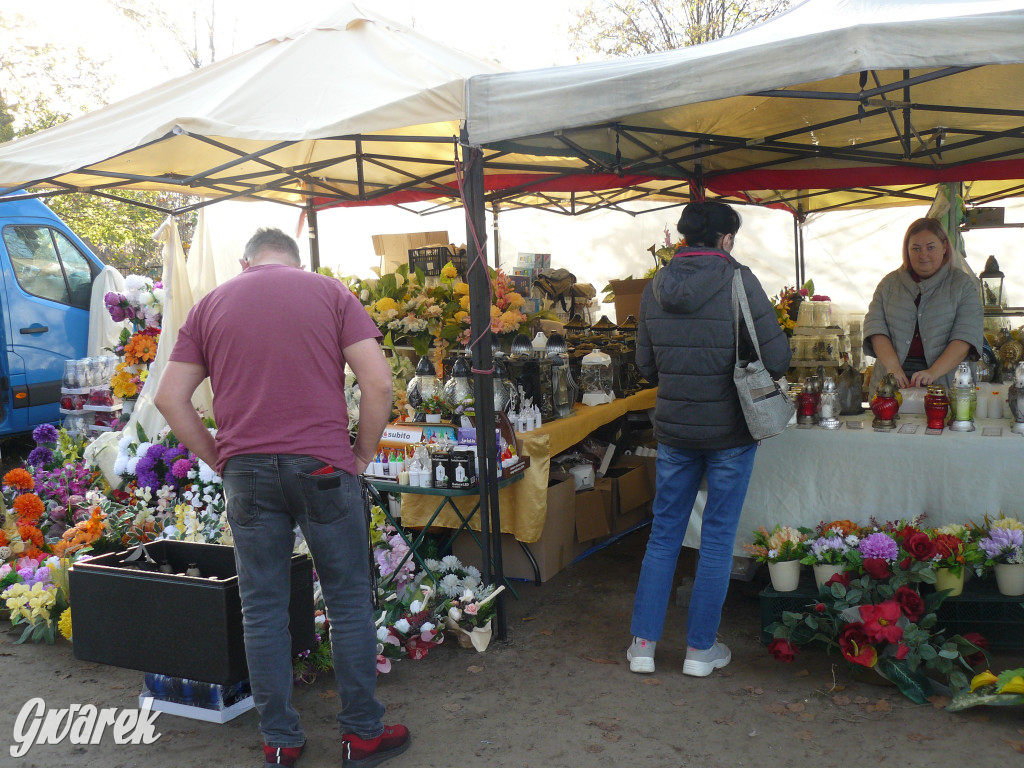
top-left (243, 227), bottom-right (301, 265)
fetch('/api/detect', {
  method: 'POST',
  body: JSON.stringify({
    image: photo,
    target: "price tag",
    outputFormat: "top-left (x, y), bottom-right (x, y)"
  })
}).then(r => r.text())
top-left (897, 424), bottom-right (919, 435)
top-left (845, 420), bottom-right (864, 430)
top-left (982, 426), bottom-right (1004, 437)
top-left (924, 428), bottom-right (944, 436)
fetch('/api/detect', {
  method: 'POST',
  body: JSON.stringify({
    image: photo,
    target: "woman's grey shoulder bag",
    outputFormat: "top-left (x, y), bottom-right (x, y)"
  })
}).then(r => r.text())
top-left (732, 270), bottom-right (794, 440)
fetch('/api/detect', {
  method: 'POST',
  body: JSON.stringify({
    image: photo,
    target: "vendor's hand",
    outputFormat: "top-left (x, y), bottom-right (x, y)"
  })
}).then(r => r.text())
top-left (910, 369), bottom-right (937, 387)
top-left (890, 369), bottom-right (911, 388)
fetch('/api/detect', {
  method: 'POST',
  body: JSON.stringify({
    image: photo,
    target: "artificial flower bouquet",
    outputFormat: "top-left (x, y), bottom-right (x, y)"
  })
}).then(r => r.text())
top-left (929, 524), bottom-right (984, 577)
top-left (0, 555), bottom-right (71, 644)
top-left (744, 525), bottom-right (807, 563)
top-left (949, 666), bottom-right (1024, 710)
top-left (445, 583), bottom-right (505, 632)
top-left (767, 517), bottom-right (989, 704)
top-left (770, 279), bottom-right (830, 336)
top-left (800, 523), bottom-right (859, 567)
top-left (977, 516), bottom-right (1024, 567)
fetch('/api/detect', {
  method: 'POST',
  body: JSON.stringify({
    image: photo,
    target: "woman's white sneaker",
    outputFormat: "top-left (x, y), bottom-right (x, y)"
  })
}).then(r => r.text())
top-left (626, 636), bottom-right (656, 674)
top-left (682, 642), bottom-right (731, 677)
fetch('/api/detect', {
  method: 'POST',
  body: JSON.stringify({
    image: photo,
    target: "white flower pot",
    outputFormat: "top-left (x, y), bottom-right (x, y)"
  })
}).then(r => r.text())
top-left (768, 560), bottom-right (801, 592)
top-left (122, 398), bottom-right (136, 416)
top-left (994, 563), bottom-right (1024, 596)
top-left (425, 413), bottom-right (442, 423)
top-left (813, 563), bottom-right (844, 592)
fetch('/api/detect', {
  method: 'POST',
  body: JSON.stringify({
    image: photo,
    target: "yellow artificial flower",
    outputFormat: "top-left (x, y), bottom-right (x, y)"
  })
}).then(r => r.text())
top-left (459, 295), bottom-right (470, 311)
top-left (394, 272), bottom-right (405, 288)
top-left (998, 675), bottom-right (1024, 694)
top-left (453, 282), bottom-right (470, 296)
top-left (970, 670), bottom-right (998, 691)
top-left (490, 305), bottom-right (501, 319)
top-left (58, 608), bottom-right (72, 640)
top-left (454, 311), bottom-right (469, 323)
top-left (374, 297), bottom-right (399, 313)
top-left (507, 291), bottom-right (526, 308)
top-left (991, 516), bottom-right (1024, 531)
top-left (440, 262), bottom-right (459, 279)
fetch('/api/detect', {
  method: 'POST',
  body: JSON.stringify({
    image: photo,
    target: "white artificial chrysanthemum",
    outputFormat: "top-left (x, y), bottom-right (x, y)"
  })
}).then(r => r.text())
top-left (462, 575), bottom-right (479, 591)
top-left (439, 574), bottom-right (462, 597)
top-left (198, 461), bottom-right (219, 484)
top-left (135, 441), bottom-right (152, 458)
top-left (118, 435), bottom-right (134, 453)
top-left (113, 454), bottom-right (129, 477)
top-left (440, 555), bottom-right (461, 572)
top-left (423, 558), bottom-right (442, 572)
top-left (126, 456), bottom-right (141, 476)
top-left (393, 618), bottom-right (411, 634)
top-left (464, 565), bottom-right (481, 580)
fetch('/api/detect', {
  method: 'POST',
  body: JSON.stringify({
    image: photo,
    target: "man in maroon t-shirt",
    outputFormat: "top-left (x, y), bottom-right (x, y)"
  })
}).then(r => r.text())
top-left (156, 228), bottom-right (409, 768)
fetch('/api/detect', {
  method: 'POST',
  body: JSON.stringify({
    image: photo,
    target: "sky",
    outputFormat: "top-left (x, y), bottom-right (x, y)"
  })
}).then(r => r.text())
top-left (6, 1), bottom-right (1024, 319)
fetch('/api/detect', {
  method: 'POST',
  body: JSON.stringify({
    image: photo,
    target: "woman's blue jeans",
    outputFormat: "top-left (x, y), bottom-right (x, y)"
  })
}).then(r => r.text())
top-left (223, 454), bottom-right (385, 748)
top-left (631, 442), bottom-right (758, 651)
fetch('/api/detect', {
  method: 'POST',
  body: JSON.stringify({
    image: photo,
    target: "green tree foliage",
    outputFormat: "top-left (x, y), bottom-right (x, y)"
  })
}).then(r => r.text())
top-left (0, 10), bottom-right (196, 275)
top-left (570, 0), bottom-right (791, 57)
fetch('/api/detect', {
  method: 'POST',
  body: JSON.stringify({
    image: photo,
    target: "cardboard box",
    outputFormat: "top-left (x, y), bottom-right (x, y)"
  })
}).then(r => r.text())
top-left (608, 278), bottom-right (652, 324)
top-left (452, 473), bottom-right (576, 582)
top-left (574, 479), bottom-right (614, 542)
top-left (604, 456), bottom-right (655, 516)
top-left (70, 541), bottom-right (315, 685)
top-left (517, 252), bottom-right (551, 269)
top-left (371, 231), bottom-right (449, 272)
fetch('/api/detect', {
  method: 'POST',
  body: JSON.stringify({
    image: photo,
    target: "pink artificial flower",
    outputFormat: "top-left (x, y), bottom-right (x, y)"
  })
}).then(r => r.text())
top-left (376, 655), bottom-right (392, 674)
top-left (465, 603), bottom-right (479, 615)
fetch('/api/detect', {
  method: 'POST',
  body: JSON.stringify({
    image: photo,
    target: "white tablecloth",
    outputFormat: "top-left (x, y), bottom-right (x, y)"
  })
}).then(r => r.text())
top-left (679, 412), bottom-right (1024, 556)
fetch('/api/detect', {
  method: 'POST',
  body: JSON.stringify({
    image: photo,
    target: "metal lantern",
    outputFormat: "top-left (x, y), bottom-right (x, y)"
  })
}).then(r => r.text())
top-left (580, 350), bottom-right (614, 405)
top-left (590, 315), bottom-right (618, 337)
top-left (980, 255), bottom-right (1005, 309)
top-left (1008, 362), bottom-right (1024, 435)
top-left (948, 362), bottom-right (977, 432)
top-left (817, 376), bottom-right (841, 429)
top-left (493, 355), bottom-right (515, 414)
top-left (546, 333), bottom-right (576, 419)
top-left (797, 374), bottom-right (821, 425)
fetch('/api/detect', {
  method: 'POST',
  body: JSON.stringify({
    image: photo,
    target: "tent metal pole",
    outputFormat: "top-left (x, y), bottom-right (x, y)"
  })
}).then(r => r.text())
top-left (793, 215), bottom-right (800, 286)
top-left (306, 202), bottom-right (321, 272)
top-left (799, 217), bottom-right (806, 286)
top-left (461, 136), bottom-right (506, 641)
top-left (492, 202), bottom-right (501, 269)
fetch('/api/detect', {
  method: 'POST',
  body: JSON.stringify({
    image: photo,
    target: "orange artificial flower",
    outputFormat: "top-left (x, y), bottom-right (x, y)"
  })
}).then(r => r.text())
top-left (0, 531), bottom-right (8, 547)
top-left (13, 493), bottom-right (45, 522)
top-left (3, 468), bottom-right (34, 491)
top-left (51, 509), bottom-right (106, 557)
top-left (17, 523), bottom-right (44, 549)
top-left (124, 332), bottom-right (159, 365)
top-left (821, 519), bottom-right (860, 537)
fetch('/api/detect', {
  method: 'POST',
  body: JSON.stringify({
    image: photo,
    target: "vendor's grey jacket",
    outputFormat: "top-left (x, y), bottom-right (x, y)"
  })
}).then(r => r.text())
top-left (862, 266), bottom-right (984, 392)
top-left (637, 249), bottom-right (792, 450)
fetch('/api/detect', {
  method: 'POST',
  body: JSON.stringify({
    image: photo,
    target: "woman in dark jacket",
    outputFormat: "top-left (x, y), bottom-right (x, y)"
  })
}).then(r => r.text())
top-left (627, 201), bottom-right (791, 677)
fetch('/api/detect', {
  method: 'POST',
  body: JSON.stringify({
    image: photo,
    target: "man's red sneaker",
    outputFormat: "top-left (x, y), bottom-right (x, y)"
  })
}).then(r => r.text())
top-left (342, 724), bottom-right (411, 767)
top-left (263, 743), bottom-right (303, 767)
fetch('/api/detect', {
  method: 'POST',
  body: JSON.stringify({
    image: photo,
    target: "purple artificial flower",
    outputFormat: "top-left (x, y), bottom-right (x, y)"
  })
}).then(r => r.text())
top-left (171, 458), bottom-right (193, 480)
top-left (32, 423), bottom-right (59, 445)
top-left (26, 446), bottom-right (54, 468)
top-left (105, 292), bottom-right (126, 322)
top-left (18, 566), bottom-right (35, 582)
top-left (810, 536), bottom-right (848, 559)
top-left (980, 527), bottom-right (1024, 560)
top-left (134, 444), bottom-right (166, 491)
top-left (859, 532), bottom-right (899, 561)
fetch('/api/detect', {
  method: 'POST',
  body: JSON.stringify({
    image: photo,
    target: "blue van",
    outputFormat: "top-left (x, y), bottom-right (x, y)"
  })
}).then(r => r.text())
top-left (0, 198), bottom-right (103, 436)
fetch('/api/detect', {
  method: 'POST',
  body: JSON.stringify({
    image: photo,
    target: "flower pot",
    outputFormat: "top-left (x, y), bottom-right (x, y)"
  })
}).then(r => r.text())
top-left (768, 560), bottom-right (802, 592)
top-left (813, 563), bottom-right (844, 592)
top-left (934, 567), bottom-right (965, 597)
top-left (445, 617), bottom-right (492, 652)
top-left (424, 413), bottom-right (442, 423)
top-left (122, 398), bottom-right (137, 416)
top-left (994, 563), bottom-right (1024, 596)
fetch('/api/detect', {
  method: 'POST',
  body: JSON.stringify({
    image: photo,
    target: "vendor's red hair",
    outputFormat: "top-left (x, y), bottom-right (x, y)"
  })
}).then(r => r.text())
top-left (901, 217), bottom-right (952, 272)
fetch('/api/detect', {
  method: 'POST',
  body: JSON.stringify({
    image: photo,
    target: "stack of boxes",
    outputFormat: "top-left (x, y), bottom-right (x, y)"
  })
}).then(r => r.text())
top-left (513, 252), bottom-right (551, 315)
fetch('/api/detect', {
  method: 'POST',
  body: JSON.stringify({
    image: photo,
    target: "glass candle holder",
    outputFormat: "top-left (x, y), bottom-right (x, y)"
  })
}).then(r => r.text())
top-left (924, 385), bottom-right (949, 430)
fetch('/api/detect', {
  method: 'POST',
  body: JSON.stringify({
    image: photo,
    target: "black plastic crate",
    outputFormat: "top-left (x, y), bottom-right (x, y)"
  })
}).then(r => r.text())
top-left (760, 576), bottom-right (1024, 650)
top-left (70, 541), bottom-right (314, 685)
top-left (408, 245), bottom-right (467, 277)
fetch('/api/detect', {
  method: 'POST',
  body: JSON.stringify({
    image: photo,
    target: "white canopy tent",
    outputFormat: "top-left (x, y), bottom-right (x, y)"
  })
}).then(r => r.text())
top-left (465, 0), bottom-right (1024, 215)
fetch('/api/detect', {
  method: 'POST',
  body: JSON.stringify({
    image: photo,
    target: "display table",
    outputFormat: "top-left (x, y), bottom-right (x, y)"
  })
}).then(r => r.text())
top-left (681, 412), bottom-right (1024, 556)
top-left (400, 388), bottom-right (658, 542)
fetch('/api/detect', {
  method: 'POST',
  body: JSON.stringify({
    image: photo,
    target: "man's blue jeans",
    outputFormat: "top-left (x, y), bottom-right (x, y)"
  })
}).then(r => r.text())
top-left (630, 442), bottom-right (758, 651)
top-left (223, 454), bottom-right (385, 748)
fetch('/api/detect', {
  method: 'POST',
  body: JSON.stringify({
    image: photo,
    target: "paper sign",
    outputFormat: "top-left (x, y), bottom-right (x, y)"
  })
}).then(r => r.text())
top-left (897, 424), bottom-right (919, 434)
top-left (846, 420), bottom-right (864, 430)
top-left (982, 426), bottom-right (1004, 437)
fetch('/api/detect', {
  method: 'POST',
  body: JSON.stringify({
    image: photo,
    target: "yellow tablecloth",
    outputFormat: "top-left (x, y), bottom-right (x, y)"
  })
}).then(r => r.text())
top-left (400, 389), bottom-right (658, 542)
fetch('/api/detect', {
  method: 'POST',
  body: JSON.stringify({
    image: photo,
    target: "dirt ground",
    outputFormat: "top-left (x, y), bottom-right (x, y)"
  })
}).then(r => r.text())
top-left (2, 529), bottom-right (1023, 768)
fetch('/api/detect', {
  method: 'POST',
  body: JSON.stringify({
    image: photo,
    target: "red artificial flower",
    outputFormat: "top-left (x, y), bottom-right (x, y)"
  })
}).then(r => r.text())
top-left (902, 531), bottom-right (938, 561)
top-left (894, 643), bottom-right (910, 660)
top-left (768, 639), bottom-right (800, 663)
top-left (814, 603), bottom-right (826, 613)
top-left (825, 572), bottom-right (851, 589)
top-left (862, 558), bottom-right (891, 580)
top-left (838, 622), bottom-right (878, 668)
top-left (860, 601), bottom-right (904, 645)
top-left (933, 533), bottom-right (964, 561)
top-left (893, 586), bottom-right (925, 623)
top-left (962, 632), bottom-right (989, 668)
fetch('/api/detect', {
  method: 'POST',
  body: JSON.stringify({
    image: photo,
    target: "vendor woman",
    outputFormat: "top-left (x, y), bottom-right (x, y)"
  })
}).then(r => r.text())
top-left (863, 217), bottom-right (984, 391)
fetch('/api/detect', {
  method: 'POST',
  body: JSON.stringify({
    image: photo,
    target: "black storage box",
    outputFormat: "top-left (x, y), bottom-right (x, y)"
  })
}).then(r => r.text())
top-left (69, 541), bottom-right (315, 685)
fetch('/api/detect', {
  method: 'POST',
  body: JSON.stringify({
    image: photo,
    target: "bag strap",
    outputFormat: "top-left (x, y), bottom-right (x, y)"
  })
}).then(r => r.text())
top-left (732, 269), bottom-right (764, 363)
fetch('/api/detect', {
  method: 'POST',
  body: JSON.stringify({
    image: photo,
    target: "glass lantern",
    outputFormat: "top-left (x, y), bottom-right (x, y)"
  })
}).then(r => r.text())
top-left (580, 350), bottom-right (615, 405)
top-left (546, 333), bottom-right (576, 419)
top-left (980, 255), bottom-right (1004, 309)
top-left (492, 355), bottom-right (515, 414)
top-left (817, 377), bottom-right (841, 429)
top-left (1008, 361), bottom-right (1024, 435)
top-left (444, 355), bottom-right (474, 417)
top-left (406, 354), bottom-right (441, 419)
